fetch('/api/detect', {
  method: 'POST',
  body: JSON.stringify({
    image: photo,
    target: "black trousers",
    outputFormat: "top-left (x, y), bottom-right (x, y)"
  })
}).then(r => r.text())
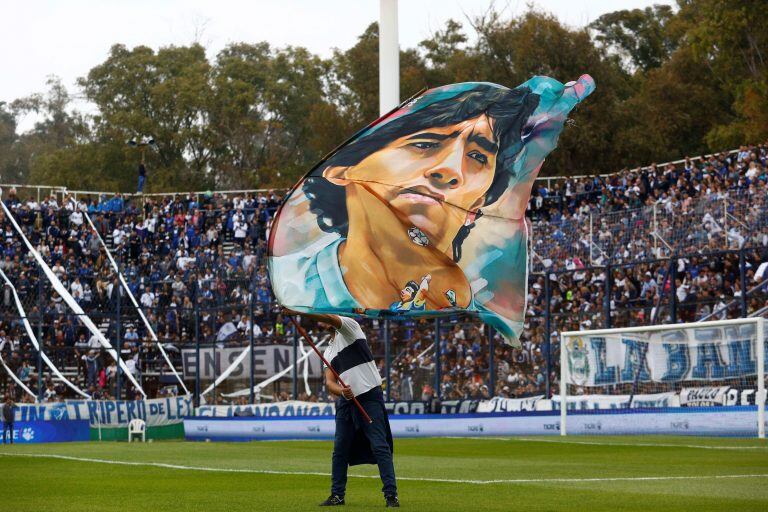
top-left (331, 388), bottom-right (396, 496)
top-left (2, 421), bottom-right (13, 443)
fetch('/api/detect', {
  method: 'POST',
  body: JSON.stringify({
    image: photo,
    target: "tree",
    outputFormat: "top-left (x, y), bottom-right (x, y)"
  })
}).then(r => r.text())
top-left (9, 77), bottom-right (98, 189)
top-left (467, 9), bottom-right (633, 175)
top-left (2, 2), bottom-right (766, 189)
top-left (208, 42), bottom-right (274, 188)
top-left (682, 0), bottom-right (767, 85)
top-left (419, 19), bottom-right (485, 86)
top-left (706, 80), bottom-right (768, 149)
top-left (613, 46), bottom-right (730, 163)
top-left (679, 0), bottom-right (768, 148)
top-left (0, 102), bottom-right (22, 183)
top-left (590, 5), bottom-right (679, 73)
top-left (263, 46), bottom-right (330, 182)
top-left (79, 44), bottom-right (216, 190)
top-left (329, 23), bottom-right (429, 129)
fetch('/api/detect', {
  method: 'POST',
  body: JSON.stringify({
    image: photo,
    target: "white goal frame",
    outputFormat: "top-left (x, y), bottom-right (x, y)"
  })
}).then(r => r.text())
top-left (560, 317), bottom-right (766, 438)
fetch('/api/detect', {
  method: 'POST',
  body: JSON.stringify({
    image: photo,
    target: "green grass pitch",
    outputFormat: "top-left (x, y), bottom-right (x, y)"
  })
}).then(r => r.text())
top-left (2, 436), bottom-right (767, 511)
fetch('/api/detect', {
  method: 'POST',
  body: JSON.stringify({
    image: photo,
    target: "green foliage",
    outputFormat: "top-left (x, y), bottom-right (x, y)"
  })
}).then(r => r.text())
top-left (614, 46), bottom-right (731, 163)
top-left (79, 44), bottom-right (216, 190)
top-left (467, 9), bottom-right (634, 175)
top-left (0, 102), bottom-right (22, 183)
top-left (2, 1), bottom-right (767, 188)
top-left (679, 0), bottom-right (768, 149)
top-left (590, 5), bottom-right (679, 72)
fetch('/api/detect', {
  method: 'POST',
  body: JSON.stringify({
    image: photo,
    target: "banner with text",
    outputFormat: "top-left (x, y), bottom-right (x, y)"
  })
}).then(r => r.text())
top-left (3, 420), bottom-right (89, 443)
top-left (196, 399), bottom-right (481, 417)
top-left (14, 395), bottom-right (194, 428)
top-left (476, 396), bottom-right (544, 413)
top-left (184, 408), bottom-right (763, 440)
top-left (543, 392), bottom-right (680, 410)
top-left (565, 326), bottom-right (767, 386)
top-left (680, 386), bottom-right (730, 407)
top-left (182, 346), bottom-right (323, 380)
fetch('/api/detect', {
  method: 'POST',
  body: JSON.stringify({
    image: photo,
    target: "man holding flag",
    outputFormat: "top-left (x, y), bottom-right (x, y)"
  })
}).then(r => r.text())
top-left (284, 308), bottom-right (399, 508)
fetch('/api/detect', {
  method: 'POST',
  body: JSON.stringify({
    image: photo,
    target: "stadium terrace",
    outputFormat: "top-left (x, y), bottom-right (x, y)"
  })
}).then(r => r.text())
top-left (0, 143), bottom-right (766, 405)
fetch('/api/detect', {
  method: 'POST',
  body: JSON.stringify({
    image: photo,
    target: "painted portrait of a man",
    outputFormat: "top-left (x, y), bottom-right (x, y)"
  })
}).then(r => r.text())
top-left (269, 75), bottom-right (594, 344)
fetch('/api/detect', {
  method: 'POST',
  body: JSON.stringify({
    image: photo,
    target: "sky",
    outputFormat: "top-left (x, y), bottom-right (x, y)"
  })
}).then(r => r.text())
top-left (3, 0), bottom-right (668, 130)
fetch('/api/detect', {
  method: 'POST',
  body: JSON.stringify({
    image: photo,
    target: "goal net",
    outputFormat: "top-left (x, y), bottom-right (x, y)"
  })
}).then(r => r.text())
top-left (559, 318), bottom-right (766, 437)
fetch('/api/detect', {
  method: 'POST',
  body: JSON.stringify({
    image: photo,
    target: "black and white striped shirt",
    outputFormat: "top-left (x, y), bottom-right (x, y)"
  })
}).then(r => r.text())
top-left (323, 317), bottom-right (382, 396)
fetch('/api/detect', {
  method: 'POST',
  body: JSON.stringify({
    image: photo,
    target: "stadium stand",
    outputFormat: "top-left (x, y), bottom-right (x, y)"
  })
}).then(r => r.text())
top-left (0, 143), bottom-right (766, 404)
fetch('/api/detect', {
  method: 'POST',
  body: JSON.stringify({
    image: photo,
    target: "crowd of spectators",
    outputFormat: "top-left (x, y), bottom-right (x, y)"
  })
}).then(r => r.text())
top-left (377, 143), bottom-right (768, 401)
top-left (0, 189), bottom-right (288, 401)
top-left (530, 145), bottom-right (768, 270)
top-left (1, 143), bottom-right (768, 404)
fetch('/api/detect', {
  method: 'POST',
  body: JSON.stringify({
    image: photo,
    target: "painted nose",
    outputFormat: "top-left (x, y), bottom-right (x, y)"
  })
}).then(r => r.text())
top-left (425, 141), bottom-right (464, 189)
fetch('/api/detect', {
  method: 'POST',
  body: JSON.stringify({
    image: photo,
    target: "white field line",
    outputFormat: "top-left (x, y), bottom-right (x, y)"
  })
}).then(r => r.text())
top-left (468, 437), bottom-right (768, 451)
top-left (1, 453), bottom-right (767, 485)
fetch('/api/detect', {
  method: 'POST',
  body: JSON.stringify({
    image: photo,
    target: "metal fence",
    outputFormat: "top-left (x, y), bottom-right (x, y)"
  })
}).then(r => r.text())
top-left (530, 189), bottom-right (767, 274)
top-left (0, 147), bottom-right (740, 204)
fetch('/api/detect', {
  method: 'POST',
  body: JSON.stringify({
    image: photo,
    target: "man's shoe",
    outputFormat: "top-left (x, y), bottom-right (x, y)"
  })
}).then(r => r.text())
top-left (319, 495), bottom-right (345, 506)
top-left (385, 495), bottom-right (400, 507)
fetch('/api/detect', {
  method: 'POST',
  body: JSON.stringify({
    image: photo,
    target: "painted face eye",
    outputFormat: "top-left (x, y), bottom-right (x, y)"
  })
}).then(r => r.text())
top-left (409, 141), bottom-right (439, 150)
top-left (467, 150), bottom-right (488, 165)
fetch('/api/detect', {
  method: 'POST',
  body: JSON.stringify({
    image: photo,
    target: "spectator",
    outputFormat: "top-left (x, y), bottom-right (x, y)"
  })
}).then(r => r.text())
top-left (138, 162), bottom-right (147, 193)
top-left (2, 396), bottom-right (15, 444)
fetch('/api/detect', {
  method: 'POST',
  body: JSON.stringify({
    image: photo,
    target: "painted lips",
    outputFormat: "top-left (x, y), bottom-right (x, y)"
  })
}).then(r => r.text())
top-left (398, 186), bottom-right (445, 205)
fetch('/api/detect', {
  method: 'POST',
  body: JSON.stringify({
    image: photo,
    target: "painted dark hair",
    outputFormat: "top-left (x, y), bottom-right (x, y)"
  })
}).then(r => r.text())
top-left (403, 280), bottom-right (419, 295)
top-left (303, 83), bottom-right (540, 261)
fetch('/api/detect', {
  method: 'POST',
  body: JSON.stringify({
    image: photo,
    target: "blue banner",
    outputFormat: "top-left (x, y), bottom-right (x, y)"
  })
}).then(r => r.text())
top-left (2, 420), bottom-right (90, 444)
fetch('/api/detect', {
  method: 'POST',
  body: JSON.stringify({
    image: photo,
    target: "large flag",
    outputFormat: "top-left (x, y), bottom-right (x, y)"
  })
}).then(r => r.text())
top-left (268, 75), bottom-right (594, 346)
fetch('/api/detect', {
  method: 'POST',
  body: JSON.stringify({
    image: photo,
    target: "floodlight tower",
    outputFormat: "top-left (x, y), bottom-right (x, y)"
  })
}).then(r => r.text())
top-left (379, 0), bottom-right (399, 115)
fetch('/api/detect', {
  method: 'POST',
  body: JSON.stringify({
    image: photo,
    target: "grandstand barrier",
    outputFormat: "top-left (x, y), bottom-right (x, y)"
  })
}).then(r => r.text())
top-left (185, 392), bottom-right (767, 440)
top-left (196, 399), bottom-right (484, 417)
top-left (183, 406), bottom-right (764, 441)
top-left (13, 395), bottom-right (193, 441)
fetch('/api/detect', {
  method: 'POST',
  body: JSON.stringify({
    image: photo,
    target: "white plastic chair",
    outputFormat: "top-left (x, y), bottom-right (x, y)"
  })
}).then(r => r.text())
top-left (128, 419), bottom-right (146, 442)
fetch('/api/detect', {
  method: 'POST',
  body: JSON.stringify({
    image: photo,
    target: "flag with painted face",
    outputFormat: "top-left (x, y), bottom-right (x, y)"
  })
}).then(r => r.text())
top-left (268, 75), bottom-right (594, 346)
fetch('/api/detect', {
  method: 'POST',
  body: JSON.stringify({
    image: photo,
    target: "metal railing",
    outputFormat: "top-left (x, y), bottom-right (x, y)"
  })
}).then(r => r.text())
top-left (0, 148), bottom-right (745, 200)
top-left (530, 188), bottom-right (766, 274)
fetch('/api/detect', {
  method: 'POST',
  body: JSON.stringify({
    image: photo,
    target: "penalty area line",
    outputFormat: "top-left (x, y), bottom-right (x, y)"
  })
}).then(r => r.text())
top-left (1, 452), bottom-right (767, 485)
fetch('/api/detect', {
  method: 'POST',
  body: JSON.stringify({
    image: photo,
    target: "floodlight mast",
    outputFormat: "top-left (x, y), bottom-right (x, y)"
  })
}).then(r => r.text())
top-left (127, 135), bottom-right (156, 163)
top-left (379, 0), bottom-right (399, 116)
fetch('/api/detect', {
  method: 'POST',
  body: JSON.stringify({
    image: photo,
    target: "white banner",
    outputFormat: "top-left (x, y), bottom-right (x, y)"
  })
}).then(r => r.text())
top-left (565, 326), bottom-right (766, 386)
top-left (476, 396), bottom-right (544, 413)
top-left (680, 386), bottom-right (730, 407)
top-left (197, 401), bottom-right (335, 418)
top-left (184, 408), bottom-right (764, 440)
top-left (197, 399), bottom-right (482, 417)
top-left (542, 392), bottom-right (680, 411)
top-left (385, 399), bottom-right (480, 415)
top-left (182, 346), bottom-right (323, 380)
top-left (14, 395), bottom-right (194, 427)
